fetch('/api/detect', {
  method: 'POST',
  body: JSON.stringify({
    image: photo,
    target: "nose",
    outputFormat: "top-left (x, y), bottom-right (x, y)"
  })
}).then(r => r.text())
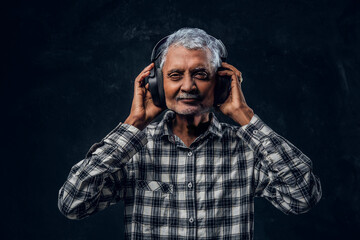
top-left (181, 74), bottom-right (197, 93)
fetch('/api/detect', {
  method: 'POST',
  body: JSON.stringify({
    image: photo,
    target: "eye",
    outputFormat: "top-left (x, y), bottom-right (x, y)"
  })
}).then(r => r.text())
top-left (193, 71), bottom-right (209, 80)
top-left (169, 73), bottom-right (182, 81)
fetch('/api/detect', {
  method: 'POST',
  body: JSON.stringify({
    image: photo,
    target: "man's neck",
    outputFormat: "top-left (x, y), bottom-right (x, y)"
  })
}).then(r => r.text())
top-left (171, 112), bottom-right (211, 147)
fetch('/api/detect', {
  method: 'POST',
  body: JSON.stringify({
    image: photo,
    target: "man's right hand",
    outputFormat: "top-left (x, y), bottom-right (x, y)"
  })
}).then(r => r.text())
top-left (124, 63), bottom-right (164, 130)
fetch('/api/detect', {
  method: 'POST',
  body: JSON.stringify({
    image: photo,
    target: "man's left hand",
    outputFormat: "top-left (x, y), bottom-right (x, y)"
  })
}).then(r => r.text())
top-left (217, 62), bottom-right (254, 126)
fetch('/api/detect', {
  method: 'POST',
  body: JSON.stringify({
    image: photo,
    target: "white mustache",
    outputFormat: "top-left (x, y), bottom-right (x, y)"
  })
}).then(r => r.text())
top-left (176, 93), bottom-right (201, 101)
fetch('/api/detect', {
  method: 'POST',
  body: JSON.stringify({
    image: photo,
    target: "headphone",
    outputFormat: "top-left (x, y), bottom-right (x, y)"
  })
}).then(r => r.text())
top-left (144, 34), bottom-right (231, 108)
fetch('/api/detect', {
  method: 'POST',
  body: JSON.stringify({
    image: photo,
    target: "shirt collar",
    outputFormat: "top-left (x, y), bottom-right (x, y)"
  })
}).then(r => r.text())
top-left (152, 110), bottom-right (223, 140)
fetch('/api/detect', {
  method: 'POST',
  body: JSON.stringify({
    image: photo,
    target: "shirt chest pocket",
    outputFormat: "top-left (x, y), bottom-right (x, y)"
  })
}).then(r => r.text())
top-left (133, 180), bottom-right (174, 227)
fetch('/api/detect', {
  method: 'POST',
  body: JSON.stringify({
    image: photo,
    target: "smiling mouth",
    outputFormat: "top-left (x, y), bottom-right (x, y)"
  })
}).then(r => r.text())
top-left (178, 98), bottom-right (200, 103)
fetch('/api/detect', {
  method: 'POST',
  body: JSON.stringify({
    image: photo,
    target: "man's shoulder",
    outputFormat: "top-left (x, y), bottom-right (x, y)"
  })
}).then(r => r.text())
top-left (142, 110), bottom-right (174, 139)
top-left (142, 120), bottom-right (165, 139)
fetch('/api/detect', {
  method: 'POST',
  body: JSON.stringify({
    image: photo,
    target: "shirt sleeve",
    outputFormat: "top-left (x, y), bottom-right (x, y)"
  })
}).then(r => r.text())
top-left (58, 123), bottom-right (147, 220)
top-left (236, 114), bottom-right (322, 215)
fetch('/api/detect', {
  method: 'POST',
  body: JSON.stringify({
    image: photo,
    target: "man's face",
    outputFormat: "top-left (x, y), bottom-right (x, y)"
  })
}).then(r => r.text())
top-left (162, 45), bottom-right (216, 116)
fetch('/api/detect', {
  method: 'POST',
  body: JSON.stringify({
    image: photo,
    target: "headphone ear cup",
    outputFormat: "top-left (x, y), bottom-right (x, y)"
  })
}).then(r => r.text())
top-left (146, 68), bottom-right (161, 107)
top-left (145, 65), bottom-right (167, 108)
top-left (156, 66), bottom-right (166, 108)
top-left (214, 75), bottom-right (231, 105)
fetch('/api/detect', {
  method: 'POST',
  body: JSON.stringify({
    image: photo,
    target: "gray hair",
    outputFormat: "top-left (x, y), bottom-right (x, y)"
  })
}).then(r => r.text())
top-left (159, 28), bottom-right (223, 72)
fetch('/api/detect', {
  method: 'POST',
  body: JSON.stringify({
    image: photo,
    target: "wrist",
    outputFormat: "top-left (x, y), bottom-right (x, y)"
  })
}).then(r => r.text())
top-left (230, 107), bottom-right (254, 126)
top-left (124, 116), bottom-right (147, 131)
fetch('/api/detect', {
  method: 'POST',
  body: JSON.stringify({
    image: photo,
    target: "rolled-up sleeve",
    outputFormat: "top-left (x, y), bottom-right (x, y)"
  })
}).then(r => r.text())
top-left (237, 114), bottom-right (322, 215)
top-left (58, 123), bottom-right (147, 220)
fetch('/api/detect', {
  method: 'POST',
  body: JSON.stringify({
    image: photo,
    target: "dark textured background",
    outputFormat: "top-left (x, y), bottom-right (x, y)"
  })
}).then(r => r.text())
top-left (2, 0), bottom-right (360, 239)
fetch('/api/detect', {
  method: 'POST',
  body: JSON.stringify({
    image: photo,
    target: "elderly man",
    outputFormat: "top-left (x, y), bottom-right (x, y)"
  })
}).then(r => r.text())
top-left (58, 28), bottom-right (321, 239)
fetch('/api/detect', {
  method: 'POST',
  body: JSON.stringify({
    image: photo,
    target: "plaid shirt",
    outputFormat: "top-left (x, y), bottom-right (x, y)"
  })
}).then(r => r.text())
top-left (58, 110), bottom-right (321, 240)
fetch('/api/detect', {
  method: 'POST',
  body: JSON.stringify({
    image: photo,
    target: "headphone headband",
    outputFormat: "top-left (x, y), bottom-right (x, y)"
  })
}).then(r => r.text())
top-left (150, 36), bottom-right (169, 62)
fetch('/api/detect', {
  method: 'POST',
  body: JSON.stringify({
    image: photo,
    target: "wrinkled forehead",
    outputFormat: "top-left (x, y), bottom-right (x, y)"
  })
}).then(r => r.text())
top-left (163, 45), bottom-right (214, 72)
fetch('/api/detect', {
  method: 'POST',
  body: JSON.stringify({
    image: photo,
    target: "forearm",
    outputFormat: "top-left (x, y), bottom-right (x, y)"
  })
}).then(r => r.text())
top-left (229, 106), bottom-right (254, 126)
top-left (58, 123), bottom-right (147, 219)
top-left (124, 115), bottom-right (149, 131)
top-left (237, 114), bottom-right (322, 214)
top-left (257, 141), bottom-right (322, 214)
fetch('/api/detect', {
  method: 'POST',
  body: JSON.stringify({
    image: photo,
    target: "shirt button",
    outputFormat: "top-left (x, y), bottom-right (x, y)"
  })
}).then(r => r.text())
top-left (189, 217), bottom-right (194, 223)
top-left (187, 151), bottom-right (193, 157)
top-left (253, 130), bottom-right (258, 135)
top-left (187, 182), bottom-right (193, 189)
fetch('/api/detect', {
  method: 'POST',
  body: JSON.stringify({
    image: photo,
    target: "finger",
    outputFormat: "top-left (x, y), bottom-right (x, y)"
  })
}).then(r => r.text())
top-left (135, 63), bottom-right (154, 87)
top-left (222, 62), bottom-right (242, 81)
top-left (218, 70), bottom-right (242, 83)
top-left (221, 62), bottom-right (241, 76)
top-left (218, 68), bottom-right (243, 83)
top-left (144, 82), bottom-right (148, 89)
top-left (217, 66), bottom-right (231, 71)
top-left (217, 69), bottom-right (236, 76)
top-left (135, 64), bottom-right (154, 84)
top-left (222, 62), bottom-right (238, 72)
top-left (135, 70), bottom-right (151, 86)
top-left (141, 63), bottom-right (155, 73)
top-left (134, 71), bottom-right (151, 96)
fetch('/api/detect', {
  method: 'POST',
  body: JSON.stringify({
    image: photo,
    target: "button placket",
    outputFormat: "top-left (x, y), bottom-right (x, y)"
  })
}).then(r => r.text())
top-left (185, 150), bottom-right (196, 228)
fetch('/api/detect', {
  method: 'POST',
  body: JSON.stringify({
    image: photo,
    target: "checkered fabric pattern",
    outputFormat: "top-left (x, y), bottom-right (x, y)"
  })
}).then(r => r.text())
top-left (58, 110), bottom-right (322, 239)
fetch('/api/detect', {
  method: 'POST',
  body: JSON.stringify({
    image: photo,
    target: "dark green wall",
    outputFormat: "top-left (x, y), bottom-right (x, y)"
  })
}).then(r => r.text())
top-left (3, 0), bottom-right (359, 239)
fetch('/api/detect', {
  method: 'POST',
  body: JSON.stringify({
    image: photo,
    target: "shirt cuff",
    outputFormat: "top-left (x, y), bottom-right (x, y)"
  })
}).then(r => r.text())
top-left (237, 115), bottom-right (306, 184)
top-left (236, 114), bottom-right (273, 150)
top-left (237, 114), bottom-right (283, 166)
